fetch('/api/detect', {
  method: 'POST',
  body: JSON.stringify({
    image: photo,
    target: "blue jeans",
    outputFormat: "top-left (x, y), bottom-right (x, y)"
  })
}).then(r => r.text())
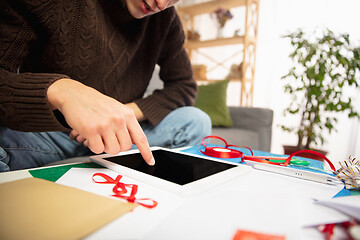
top-left (0, 107), bottom-right (211, 171)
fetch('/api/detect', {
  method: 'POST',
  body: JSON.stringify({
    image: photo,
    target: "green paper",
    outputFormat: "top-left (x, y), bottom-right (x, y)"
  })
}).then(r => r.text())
top-left (351, 190), bottom-right (360, 196)
top-left (29, 162), bottom-right (104, 182)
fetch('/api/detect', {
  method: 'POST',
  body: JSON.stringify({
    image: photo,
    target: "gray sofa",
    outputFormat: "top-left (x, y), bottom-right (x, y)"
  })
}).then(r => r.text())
top-left (212, 106), bottom-right (273, 152)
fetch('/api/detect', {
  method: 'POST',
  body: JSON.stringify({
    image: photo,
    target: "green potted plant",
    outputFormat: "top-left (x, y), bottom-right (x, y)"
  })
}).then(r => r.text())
top-left (280, 28), bottom-right (360, 157)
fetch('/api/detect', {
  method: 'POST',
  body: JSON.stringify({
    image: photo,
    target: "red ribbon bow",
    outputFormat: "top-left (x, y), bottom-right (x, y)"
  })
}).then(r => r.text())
top-left (92, 173), bottom-right (158, 209)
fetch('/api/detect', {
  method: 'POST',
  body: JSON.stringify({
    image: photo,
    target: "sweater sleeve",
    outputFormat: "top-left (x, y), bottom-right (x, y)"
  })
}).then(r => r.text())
top-left (134, 9), bottom-right (197, 126)
top-left (0, 2), bottom-right (69, 132)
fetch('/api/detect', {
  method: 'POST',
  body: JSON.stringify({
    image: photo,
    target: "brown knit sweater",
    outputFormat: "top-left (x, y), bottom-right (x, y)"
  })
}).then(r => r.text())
top-left (0, 0), bottom-right (196, 132)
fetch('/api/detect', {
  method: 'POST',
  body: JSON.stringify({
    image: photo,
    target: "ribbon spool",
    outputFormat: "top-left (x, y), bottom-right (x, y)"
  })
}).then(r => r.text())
top-left (199, 135), bottom-right (251, 160)
top-left (203, 146), bottom-right (243, 159)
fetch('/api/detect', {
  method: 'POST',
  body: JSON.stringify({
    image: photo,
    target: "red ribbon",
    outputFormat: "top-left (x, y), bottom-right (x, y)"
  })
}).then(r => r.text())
top-left (319, 221), bottom-right (355, 240)
top-left (92, 173), bottom-right (158, 209)
top-left (199, 135), bottom-right (252, 159)
top-left (286, 149), bottom-right (336, 171)
top-left (199, 136), bottom-right (336, 171)
top-left (320, 223), bottom-right (336, 240)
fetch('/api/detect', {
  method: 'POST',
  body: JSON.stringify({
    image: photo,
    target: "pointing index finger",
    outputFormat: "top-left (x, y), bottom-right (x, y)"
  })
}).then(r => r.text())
top-left (128, 119), bottom-right (155, 166)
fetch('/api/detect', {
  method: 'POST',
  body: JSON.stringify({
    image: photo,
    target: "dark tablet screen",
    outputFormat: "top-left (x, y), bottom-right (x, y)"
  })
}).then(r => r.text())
top-left (104, 150), bottom-right (236, 185)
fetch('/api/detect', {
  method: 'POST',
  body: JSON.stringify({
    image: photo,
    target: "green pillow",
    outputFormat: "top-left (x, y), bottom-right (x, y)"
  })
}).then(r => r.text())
top-left (194, 80), bottom-right (233, 127)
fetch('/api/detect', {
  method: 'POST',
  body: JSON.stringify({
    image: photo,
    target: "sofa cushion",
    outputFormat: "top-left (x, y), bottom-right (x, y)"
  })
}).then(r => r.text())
top-left (194, 80), bottom-right (233, 127)
top-left (211, 128), bottom-right (260, 150)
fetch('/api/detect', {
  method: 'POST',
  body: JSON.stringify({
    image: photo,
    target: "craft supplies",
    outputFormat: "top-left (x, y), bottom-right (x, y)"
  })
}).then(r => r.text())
top-left (335, 156), bottom-right (360, 190)
top-left (199, 135), bottom-right (335, 169)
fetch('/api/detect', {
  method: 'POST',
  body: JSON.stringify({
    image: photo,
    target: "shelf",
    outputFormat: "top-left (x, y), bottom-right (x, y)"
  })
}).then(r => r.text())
top-left (184, 36), bottom-right (258, 49)
top-left (178, 0), bottom-right (260, 106)
top-left (185, 36), bottom-right (244, 49)
top-left (178, 0), bottom-right (246, 16)
top-left (196, 78), bottom-right (242, 83)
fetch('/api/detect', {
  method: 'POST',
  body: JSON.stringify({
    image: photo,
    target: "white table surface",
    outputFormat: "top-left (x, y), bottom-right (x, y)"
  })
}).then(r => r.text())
top-left (0, 162), bottom-right (349, 240)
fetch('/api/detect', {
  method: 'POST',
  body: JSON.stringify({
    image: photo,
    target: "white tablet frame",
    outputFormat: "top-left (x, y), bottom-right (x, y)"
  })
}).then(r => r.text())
top-left (90, 147), bottom-right (251, 197)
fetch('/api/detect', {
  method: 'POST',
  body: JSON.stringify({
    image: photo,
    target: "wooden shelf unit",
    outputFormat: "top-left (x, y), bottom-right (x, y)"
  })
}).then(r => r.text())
top-left (184, 36), bottom-right (244, 49)
top-left (177, 0), bottom-right (260, 106)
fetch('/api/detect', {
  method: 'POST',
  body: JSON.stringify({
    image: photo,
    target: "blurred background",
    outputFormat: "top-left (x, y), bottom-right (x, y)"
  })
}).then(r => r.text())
top-left (176, 0), bottom-right (360, 164)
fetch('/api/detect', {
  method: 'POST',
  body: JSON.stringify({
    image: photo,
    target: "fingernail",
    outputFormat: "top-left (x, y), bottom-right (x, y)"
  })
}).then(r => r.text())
top-left (149, 157), bottom-right (155, 166)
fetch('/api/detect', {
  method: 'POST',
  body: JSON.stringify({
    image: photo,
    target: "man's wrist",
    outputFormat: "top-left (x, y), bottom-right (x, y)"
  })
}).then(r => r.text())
top-left (126, 102), bottom-right (146, 122)
top-left (47, 78), bottom-right (81, 111)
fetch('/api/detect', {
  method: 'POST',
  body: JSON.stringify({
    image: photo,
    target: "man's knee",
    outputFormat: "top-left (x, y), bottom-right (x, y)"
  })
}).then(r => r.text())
top-left (0, 147), bottom-right (10, 172)
top-left (142, 106), bottom-right (212, 148)
top-left (173, 106), bottom-right (212, 145)
top-left (0, 127), bottom-right (72, 171)
top-left (183, 107), bottom-right (212, 136)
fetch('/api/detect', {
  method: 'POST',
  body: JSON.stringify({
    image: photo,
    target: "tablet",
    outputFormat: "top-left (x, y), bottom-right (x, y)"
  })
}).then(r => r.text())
top-left (90, 147), bottom-right (251, 196)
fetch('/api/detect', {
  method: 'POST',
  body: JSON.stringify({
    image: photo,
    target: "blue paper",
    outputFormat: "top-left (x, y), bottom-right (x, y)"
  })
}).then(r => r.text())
top-left (333, 188), bottom-right (352, 198)
top-left (182, 144), bottom-right (330, 175)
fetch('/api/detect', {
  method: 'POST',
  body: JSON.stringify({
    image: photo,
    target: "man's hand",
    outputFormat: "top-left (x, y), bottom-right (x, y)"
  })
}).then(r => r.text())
top-left (47, 78), bottom-right (154, 165)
